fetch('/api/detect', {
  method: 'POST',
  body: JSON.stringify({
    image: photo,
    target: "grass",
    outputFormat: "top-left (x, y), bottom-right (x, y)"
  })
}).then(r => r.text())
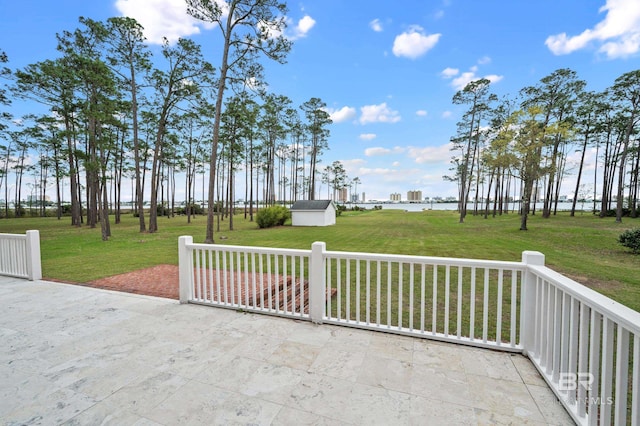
top-left (0, 209), bottom-right (638, 311)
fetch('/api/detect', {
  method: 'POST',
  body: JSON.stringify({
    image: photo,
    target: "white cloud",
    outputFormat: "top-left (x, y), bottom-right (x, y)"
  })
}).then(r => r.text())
top-left (416, 110), bottom-right (428, 117)
top-left (441, 65), bottom-right (503, 90)
top-left (115, 0), bottom-right (215, 44)
top-left (359, 102), bottom-right (401, 124)
top-left (545, 0), bottom-right (640, 59)
top-left (289, 15), bottom-right (316, 39)
top-left (392, 161), bottom-right (400, 166)
top-left (365, 146), bottom-right (405, 156)
top-left (359, 133), bottom-right (377, 141)
top-left (442, 110), bottom-right (453, 119)
top-left (478, 56), bottom-right (491, 65)
top-left (369, 18), bottom-right (383, 32)
top-left (392, 25), bottom-right (441, 59)
top-left (325, 106), bottom-right (357, 123)
top-left (440, 67), bottom-right (459, 78)
top-left (407, 143), bottom-right (453, 164)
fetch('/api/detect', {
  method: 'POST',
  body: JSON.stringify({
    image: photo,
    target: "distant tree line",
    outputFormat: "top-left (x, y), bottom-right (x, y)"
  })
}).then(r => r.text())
top-left (0, 1), bottom-right (343, 242)
top-left (447, 68), bottom-right (640, 230)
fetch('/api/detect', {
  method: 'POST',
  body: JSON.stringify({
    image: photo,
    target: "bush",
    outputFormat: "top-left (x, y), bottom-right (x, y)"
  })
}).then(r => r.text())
top-left (619, 228), bottom-right (640, 254)
top-left (256, 205), bottom-right (290, 228)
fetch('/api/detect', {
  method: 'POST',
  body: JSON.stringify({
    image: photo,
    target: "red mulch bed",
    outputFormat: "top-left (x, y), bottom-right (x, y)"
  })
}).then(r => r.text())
top-left (74, 265), bottom-right (335, 314)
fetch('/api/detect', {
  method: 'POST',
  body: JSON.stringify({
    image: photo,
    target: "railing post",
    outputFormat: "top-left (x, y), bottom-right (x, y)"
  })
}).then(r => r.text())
top-left (178, 236), bottom-right (193, 304)
top-left (25, 230), bottom-right (42, 281)
top-left (309, 241), bottom-right (326, 324)
top-left (521, 251), bottom-right (545, 357)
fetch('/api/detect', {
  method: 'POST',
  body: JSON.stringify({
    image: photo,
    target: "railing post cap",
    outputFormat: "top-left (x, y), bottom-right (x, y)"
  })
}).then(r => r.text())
top-left (522, 251), bottom-right (545, 265)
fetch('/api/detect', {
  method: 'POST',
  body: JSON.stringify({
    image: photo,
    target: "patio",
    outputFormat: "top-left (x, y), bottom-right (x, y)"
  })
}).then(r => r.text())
top-left (0, 276), bottom-right (574, 425)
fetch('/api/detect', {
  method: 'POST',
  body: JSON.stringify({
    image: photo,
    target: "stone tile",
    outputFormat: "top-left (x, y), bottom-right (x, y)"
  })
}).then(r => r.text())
top-left (61, 399), bottom-right (148, 426)
top-left (368, 333), bottom-right (413, 362)
top-left (526, 384), bottom-right (576, 425)
top-left (473, 408), bottom-right (549, 425)
top-left (409, 365), bottom-right (474, 408)
top-left (267, 340), bottom-right (322, 371)
top-left (230, 333), bottom-right (283, 361)
top-left (240, 363), bottom-right (304, 405)
top-left (141, 379), bottom-right (282, 426)
top-left (357, 355), bottom-right (413, 394)
top-left (341, 383), bottom-right (412, 425)
top-left (286, 373), bottom-right (355, 421)
top-left (412, 339), bottom-right (465, 372)
top-left (308, 347), bottom-right (365, 382)
top-left (100, 371), bottom-right (189, 415)
top-left (467, 374), bottom-right (546, 422)
top-left (410, 395), bottom-right (478, 425)
top-left (460, 347), bottom-right (523, 382)
top-left (2, 387), bottom-right (97, 425)
top-left (272, 406), bottom-right (344, 425)
top-left (512, 354), bottom-right (548, 387)
top-left (0, 278), bottom-right (576, 425)
top-left (286, 322), bottom-right (334, 347)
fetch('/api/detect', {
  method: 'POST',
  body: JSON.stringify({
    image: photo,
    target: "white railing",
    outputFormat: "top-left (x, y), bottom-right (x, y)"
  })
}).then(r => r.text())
top-left (0, 230), bottom-right (41, 280)
top-left (521, 252), bottom-right (640, 426)
top-left (179, 236), bottom-right (311, 318)
top-left (178, 238), bottom-right (640, 425)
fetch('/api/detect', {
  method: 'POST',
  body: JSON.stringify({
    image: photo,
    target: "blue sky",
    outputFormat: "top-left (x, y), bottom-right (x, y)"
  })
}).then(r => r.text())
top-left (1, 0), bottom-right (640, 201)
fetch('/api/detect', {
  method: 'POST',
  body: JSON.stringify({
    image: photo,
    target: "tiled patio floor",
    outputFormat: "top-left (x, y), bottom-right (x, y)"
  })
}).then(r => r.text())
top-left (0, 277), bottom-right (575, 425)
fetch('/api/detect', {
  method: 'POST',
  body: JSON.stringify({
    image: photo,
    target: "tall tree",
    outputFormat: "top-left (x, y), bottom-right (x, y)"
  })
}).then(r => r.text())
top-left (186, 0), bottom-right (292, 243)
top-left (610, 70), bottom-right (640, 223)
top-left (450, 78), bottom-right (496, 223)
top-left (521, 68), bottom-right (585, 218)
top-left (104, 17), bottom-right (152, 232)
top-left (300, 97), bottom-right (331, 200)
top-left (13, 58), bottom-right (83, 226)
top-left (146, 37), bottom-right (213, 233)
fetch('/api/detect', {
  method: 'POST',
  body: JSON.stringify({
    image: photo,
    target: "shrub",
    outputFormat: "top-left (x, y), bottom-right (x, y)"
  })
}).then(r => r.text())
top-left (256, 205), bottom-right (290, 228)
top-left (619, 228), bottom-right (640, 254)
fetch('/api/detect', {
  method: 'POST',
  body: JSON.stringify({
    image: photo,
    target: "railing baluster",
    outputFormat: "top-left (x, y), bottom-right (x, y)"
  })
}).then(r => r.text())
top-left (632, 335), bottom-right (640, 426)
top-left (577, 303), bottom-right (590, 418)
top-left (483, 268), bottom-right (489, 343)
top-left (510, 271), bottom-right (517, 346)
top-left (588, 311), bottom-right (602, 426)
top-left (346, 259), bottom-right (350, 321)
top-left (420, 263), bottom-right (426, 333)
top-left (387, 261), bottom-right (392, 328)
top-left (457, 266), bottom-right (463, 339)
top-left (600, 318), bottom-right (614, 425)
top-left (336, 258), bottom-right (341, 320)
top-left (409, 263), bottom-right (414, 332)
top-left (326, 257), bottom-right (332, 318)
top-left (496, 269), bottom-right (503, 345)
top-left (376, 261), bottom-right (381, 326)
top-left (355, 260), bottom-right (361, 323)
top-left (432, 265), bottom-right (438, 335)
top-left (614, 326), bottom-right (630, 425)
top-left (398, 262), bottom-right (403, 330)
top-left (470, 267), bottom-right (476, 340)
top-left (444, 265), bottom-right (450, 337)
top-left (365, 259), bottom-right (371, 325)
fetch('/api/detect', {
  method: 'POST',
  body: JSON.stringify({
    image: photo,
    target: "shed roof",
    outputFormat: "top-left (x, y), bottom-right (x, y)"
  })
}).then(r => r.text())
top-left (290, 200), bottom-right (334, 211)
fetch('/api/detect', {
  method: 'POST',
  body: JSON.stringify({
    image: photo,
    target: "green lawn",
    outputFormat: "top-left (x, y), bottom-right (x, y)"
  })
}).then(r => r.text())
top-left (0, 209), bottom-right (638, 310)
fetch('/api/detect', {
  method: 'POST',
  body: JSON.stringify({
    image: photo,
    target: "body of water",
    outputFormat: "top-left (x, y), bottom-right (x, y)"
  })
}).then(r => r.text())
top-left (350, 202), bottom-right (594, 212)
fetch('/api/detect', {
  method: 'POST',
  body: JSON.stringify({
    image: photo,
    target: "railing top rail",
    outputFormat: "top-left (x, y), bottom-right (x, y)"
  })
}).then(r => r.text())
top-left (0, 233), bottom-right (27, 239)
top-left (529, 264), bottom-right (640, 335)
top-left (185, 241), bottom-right (311, 257)
top-left (325, 249), bottom-right (525, 270)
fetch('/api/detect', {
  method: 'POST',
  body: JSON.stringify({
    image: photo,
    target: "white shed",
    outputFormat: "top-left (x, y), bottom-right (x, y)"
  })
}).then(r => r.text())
top-left (290, 200), bottom-right (337, 226)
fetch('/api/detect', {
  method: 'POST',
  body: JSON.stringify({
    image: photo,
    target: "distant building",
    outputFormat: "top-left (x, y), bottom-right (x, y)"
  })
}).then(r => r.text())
top-left (390, 193), bottom-right (402, 201)
top-left (337, 188), bottom-right (348, 203)
top-left (407, 190), bottom-right (422, 202)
